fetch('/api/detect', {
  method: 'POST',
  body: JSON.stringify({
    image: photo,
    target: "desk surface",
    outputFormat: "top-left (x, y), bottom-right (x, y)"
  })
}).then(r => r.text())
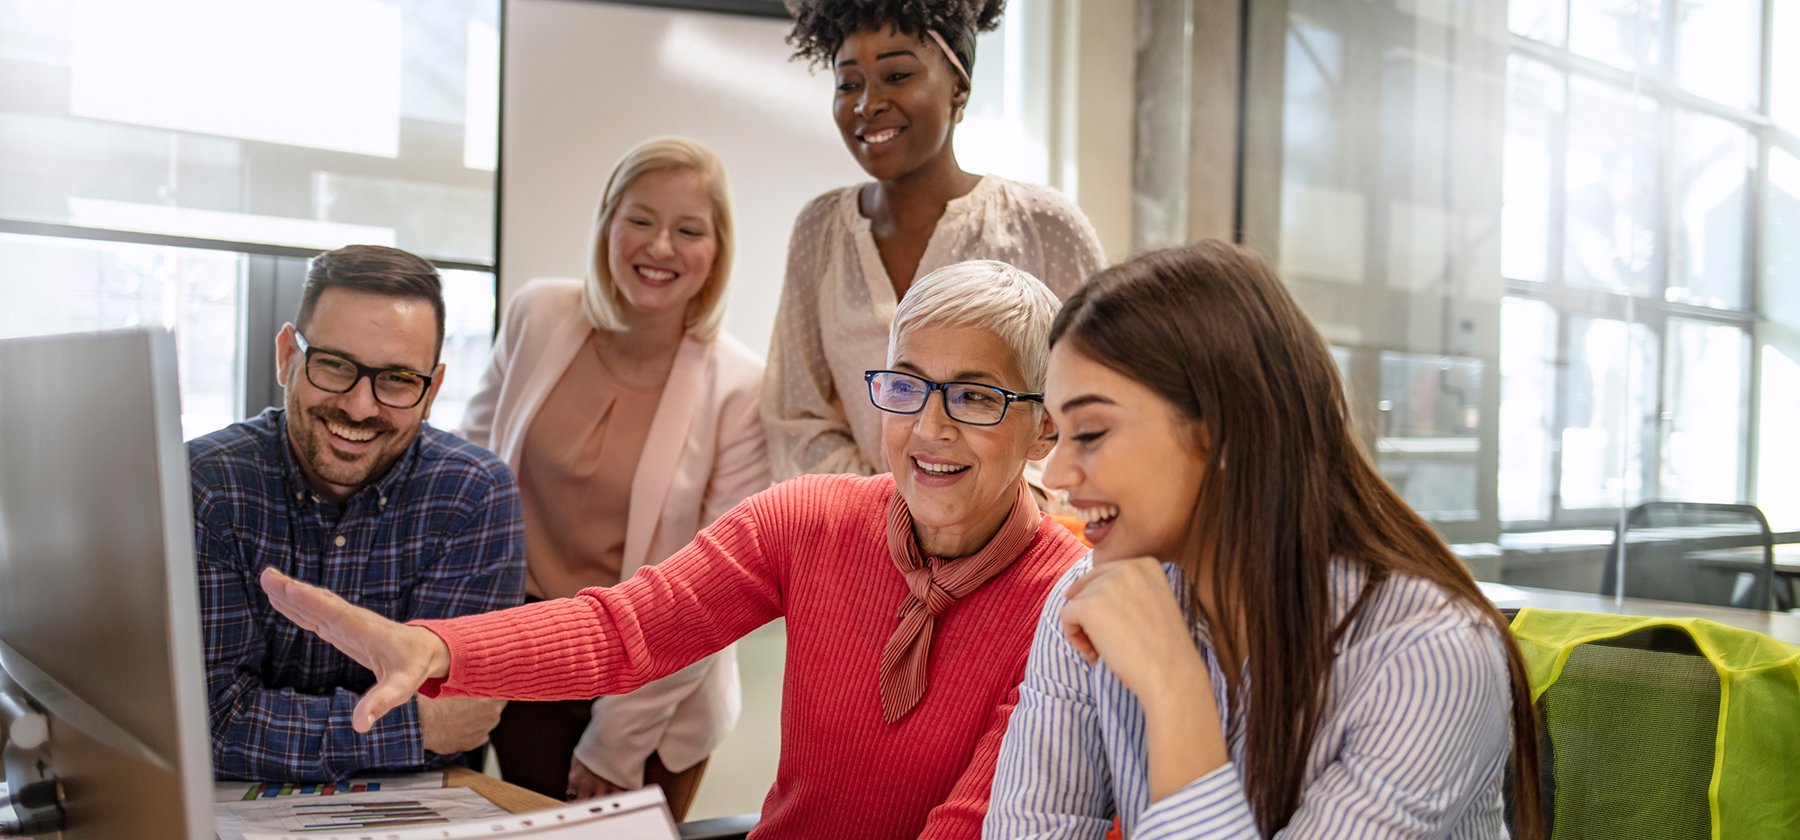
top-left (444, 765), bottom-right (560, 814)
top-left (1509, 585), bottom-right (1800, 645)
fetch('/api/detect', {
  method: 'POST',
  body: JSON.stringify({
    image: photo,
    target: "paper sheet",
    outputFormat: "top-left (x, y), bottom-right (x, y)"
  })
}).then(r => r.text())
top-left (1477, 580), bottom-right (1532, 608)
top-left (213, 772), bottom-right (443, 803)
top-left (238, 787), bottom-right (679, 840)
top-left (215, 787), bottom-right (507, 840)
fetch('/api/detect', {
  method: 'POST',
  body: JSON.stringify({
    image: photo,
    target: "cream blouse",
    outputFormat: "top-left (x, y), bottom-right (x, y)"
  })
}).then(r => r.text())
top-left (762, 175), bottom-right (1106, 480)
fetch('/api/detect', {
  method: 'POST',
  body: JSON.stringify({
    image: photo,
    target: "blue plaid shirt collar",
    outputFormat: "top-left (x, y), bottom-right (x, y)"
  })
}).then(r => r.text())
top-left (271, 410), bottom-right (426, 515)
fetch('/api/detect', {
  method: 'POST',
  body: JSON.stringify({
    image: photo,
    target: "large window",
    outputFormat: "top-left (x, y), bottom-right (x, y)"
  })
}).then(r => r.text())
top-left (1241, 0), bottom-right (1792, 584)
top-left (0, 0), bottom-right (500, 437)
top-left (1499, 0), bottom-right (1763, 528)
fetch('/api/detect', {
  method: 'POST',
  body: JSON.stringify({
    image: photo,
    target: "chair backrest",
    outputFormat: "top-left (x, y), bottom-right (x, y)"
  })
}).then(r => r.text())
top-left (1511, 609), bottom-right (1800, 839)
top-left (1599, 501), bottom-right (1775, 610)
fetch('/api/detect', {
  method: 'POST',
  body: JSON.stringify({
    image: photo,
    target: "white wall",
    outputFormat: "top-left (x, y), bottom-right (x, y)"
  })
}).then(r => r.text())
top-left (500, 0), bottom-right (863, 360)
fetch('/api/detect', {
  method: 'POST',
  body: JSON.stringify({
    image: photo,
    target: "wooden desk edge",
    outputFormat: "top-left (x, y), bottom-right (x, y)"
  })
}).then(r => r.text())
top-left (444, 765), bottom-right (561, 814)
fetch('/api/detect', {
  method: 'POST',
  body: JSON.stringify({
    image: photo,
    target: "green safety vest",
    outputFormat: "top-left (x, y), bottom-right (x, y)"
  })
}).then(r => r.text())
top-left (1510, 608), bottom-right (1800, 839)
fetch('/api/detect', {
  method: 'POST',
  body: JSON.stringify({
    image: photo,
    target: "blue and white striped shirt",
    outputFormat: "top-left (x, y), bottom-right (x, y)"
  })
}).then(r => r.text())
top-left (986, 557), bottom-right (1512, 839)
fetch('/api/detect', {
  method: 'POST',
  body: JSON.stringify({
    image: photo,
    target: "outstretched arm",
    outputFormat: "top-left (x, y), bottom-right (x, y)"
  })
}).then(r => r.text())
top-left (259, 567), bottom-right (452, 734)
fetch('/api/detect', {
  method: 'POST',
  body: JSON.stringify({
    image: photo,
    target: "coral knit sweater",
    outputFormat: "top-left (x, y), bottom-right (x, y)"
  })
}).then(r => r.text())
top-left (415, 473), bottom-right (1086, 839)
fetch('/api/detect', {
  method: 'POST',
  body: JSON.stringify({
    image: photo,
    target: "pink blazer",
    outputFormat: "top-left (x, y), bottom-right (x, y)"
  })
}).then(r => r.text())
top-left (458, 277), bottom-right (769, 787)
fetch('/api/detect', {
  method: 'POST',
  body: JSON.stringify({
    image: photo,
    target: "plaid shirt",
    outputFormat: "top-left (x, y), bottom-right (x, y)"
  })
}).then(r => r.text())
top-left (190, 408), bottom-right (524, 782)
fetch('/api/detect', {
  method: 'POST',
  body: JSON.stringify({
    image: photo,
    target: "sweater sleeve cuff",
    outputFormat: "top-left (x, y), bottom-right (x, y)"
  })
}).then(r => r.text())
top-left (1136, 762), bottom-right (1260, 840)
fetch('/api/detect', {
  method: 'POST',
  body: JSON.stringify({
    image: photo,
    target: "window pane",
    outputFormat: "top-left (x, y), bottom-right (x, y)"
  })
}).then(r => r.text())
top-left (1660, 319), bottom-right (1746, 501)
top-left (1774, 2), bottom-right (1799, 129)
top-left (1670, 111), bottom-right (1751, 309)
top-left (1563, 77), bottom-right (1658, 295)
top-left (0, 233), bottom-right (241, 440)
top-left (1674, 0), bottom-right (1761, 109)
top-left (1511, 0), bottom-right (1569, 44)
top-left (0, 0), bottom-right (499, 264)
top-left (1569, 0), bottom-right (1665, 75)
top-left (1503, 57), bottom-right (1564, 283)
top-left (428, 268), bottom-right (496, 435)
top-left (1559, 316), bottom-right (1657, 510)
top-left (1501, 297), bottom-right (1558, 522)
top-left (1374, 353), bottom-right (1484, 522)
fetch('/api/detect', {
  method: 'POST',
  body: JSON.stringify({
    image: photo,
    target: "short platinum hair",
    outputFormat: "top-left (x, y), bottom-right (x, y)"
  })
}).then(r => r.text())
top-left (581, 136), bottom-right (734, 340)
top-left (887, 260), bottom-right (1061, 393)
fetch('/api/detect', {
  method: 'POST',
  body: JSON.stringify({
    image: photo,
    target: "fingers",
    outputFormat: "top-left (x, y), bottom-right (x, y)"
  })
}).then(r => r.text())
top-left (352, 680), bottom-right (415, 733)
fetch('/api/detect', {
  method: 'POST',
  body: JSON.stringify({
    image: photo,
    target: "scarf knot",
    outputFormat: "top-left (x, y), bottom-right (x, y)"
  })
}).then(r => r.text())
top-left (876, 481), bottom-right (1040, 724)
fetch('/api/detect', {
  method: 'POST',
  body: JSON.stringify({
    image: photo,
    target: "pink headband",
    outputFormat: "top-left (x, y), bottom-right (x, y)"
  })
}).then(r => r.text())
top-left (926, 29), bottom-right (970, 85)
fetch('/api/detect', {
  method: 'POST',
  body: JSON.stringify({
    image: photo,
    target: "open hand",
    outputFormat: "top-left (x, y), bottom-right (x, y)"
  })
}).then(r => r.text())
top-left (259, 567), bottom-right (451, 732)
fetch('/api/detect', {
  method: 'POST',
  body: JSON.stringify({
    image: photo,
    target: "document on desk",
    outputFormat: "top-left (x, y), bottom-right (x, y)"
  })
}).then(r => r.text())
top-left (216, 787), bottom-right (507, 840)
top-left (237, 787), bottom-right (679, 840)
top-left (213, 771), bottom-right (444, 802)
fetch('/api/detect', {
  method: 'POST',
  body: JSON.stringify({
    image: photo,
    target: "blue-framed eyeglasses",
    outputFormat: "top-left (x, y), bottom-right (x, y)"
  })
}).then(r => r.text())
top-left (864, 369), bottom-right (1042, 426)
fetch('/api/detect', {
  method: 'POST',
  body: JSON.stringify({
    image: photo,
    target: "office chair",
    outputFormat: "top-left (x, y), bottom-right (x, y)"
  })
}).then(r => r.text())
top-left (1599, 501), bottom-right (1777, 611)
top-left (1509, 609), bottom-right (1800, 839)
top-left (678, 813), bottom-right (757, 840)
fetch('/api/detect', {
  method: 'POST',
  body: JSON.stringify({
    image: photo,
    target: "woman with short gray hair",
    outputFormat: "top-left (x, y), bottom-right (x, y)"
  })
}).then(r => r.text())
top-left (262, 260), bottom-right (1090, 840)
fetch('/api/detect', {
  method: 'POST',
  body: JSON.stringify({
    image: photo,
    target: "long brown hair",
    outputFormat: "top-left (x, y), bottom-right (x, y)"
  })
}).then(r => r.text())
top-left (1049, 240), bottom-right (1542, 837)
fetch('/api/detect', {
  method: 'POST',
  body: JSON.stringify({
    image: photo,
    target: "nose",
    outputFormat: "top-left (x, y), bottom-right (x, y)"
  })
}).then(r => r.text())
top-left (855, 87), bottom-right (886, 119)
top-left (647, 227), bottom-right (676, 259)
top-left (337, 373), bottom-right (382, 420)
top-left (913, 390), bottom-right (958, 441)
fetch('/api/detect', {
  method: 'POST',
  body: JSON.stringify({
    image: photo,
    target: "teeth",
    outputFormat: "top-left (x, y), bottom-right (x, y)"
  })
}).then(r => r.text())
top-left (328, 422), bottom-right (376, 442)
top-left (915, 459), bottom-right (968, 475)
top-left (863, 127), bottom-right (901, 144)
top-left (1075, 505), bottom-right (1119, 523)
top-left (639, 267), bottom-right (676, 281)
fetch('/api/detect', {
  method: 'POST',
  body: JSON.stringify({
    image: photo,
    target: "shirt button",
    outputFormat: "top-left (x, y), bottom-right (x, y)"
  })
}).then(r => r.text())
top-left (378, 496), bottom-right (387, 508)
top-left (334, 535), bottom-right (347, 548)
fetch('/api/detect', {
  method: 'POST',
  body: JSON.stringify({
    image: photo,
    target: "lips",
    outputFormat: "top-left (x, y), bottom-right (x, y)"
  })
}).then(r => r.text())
top-left (859, 125), bottom-right (904, 146)
top-left (1072, 502), bottom-right (1119, 545)
top-left (911, 455), bottom-right (970, 486)
top-left (634, 265), bottom-right (678, 286)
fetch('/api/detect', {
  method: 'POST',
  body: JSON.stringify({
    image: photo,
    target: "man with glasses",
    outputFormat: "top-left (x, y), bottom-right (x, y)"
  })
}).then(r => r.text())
top-left (188, 244), bottom-right (525, 782)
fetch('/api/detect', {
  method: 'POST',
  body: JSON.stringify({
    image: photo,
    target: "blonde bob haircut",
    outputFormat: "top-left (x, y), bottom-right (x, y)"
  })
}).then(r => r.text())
top-left (887, 259), bottom-right (1061, 397)
top-left (580, 137), bottom-right (734, 340)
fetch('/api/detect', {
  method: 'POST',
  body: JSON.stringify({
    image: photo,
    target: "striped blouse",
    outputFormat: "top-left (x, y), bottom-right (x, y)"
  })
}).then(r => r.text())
top-left (985, 557), bottom-right (1513, 839)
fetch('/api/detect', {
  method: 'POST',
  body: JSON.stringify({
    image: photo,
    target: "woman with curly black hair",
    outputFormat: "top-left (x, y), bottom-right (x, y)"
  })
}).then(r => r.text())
top-left (763, 0), bottom-right (1106, 482)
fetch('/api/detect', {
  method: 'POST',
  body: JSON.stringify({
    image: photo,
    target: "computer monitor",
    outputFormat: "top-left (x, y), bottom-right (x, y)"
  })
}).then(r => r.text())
top-left (0, 328), bottom-right (213, 839)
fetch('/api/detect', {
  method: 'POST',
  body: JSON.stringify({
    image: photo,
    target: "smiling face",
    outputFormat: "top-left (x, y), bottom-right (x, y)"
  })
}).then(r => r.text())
top-left (278, 287), bottom-right (443, 505)
top-left (1043, 342), bottom-right (1209, 563)
top-left (832, 26), bottom-right (967, 182)
top-left (605, 167), bottom-right (719, 328)
top-left (881, 324), bottom-right (1053, 559)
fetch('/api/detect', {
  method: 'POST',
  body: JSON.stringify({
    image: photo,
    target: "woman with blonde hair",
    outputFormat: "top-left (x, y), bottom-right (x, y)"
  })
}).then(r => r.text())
top-left (458, 136), bottom-right (767, 816)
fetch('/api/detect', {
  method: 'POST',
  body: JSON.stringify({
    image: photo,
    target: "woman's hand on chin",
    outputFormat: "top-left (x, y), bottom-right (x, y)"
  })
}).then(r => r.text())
top-left (1060, 556), bottom-right (1227, 799)
top-left (1059, 557), bottom-right (1207, 698)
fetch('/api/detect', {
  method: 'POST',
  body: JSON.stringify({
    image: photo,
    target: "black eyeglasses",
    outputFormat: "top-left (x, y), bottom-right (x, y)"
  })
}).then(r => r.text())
top-left (864, 369), bottom-right (1042, 427)
top-left (293, 332), bottom-right (435, 409)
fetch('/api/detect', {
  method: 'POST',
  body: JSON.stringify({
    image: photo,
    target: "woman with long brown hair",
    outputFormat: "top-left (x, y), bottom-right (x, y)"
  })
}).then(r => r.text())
top-left (985, 240), bottom-right (1541, 838)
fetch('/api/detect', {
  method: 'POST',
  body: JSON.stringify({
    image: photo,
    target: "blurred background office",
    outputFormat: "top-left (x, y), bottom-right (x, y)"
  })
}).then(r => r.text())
top-left (2, 0), bottom-right (1795, 820)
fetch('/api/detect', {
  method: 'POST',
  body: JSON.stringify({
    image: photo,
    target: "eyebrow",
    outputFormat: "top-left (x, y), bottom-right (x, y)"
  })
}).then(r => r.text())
top-left (892, 361), bottom-right (1005, 383)
top-left (1058, 394), bottom-right (1118, 413)
top-left (836, 49), bottom-right (919, 67)
top-left (620, 202), bottom-right (712, 227)
top-left (307, 340), bottom-right (431, 376)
